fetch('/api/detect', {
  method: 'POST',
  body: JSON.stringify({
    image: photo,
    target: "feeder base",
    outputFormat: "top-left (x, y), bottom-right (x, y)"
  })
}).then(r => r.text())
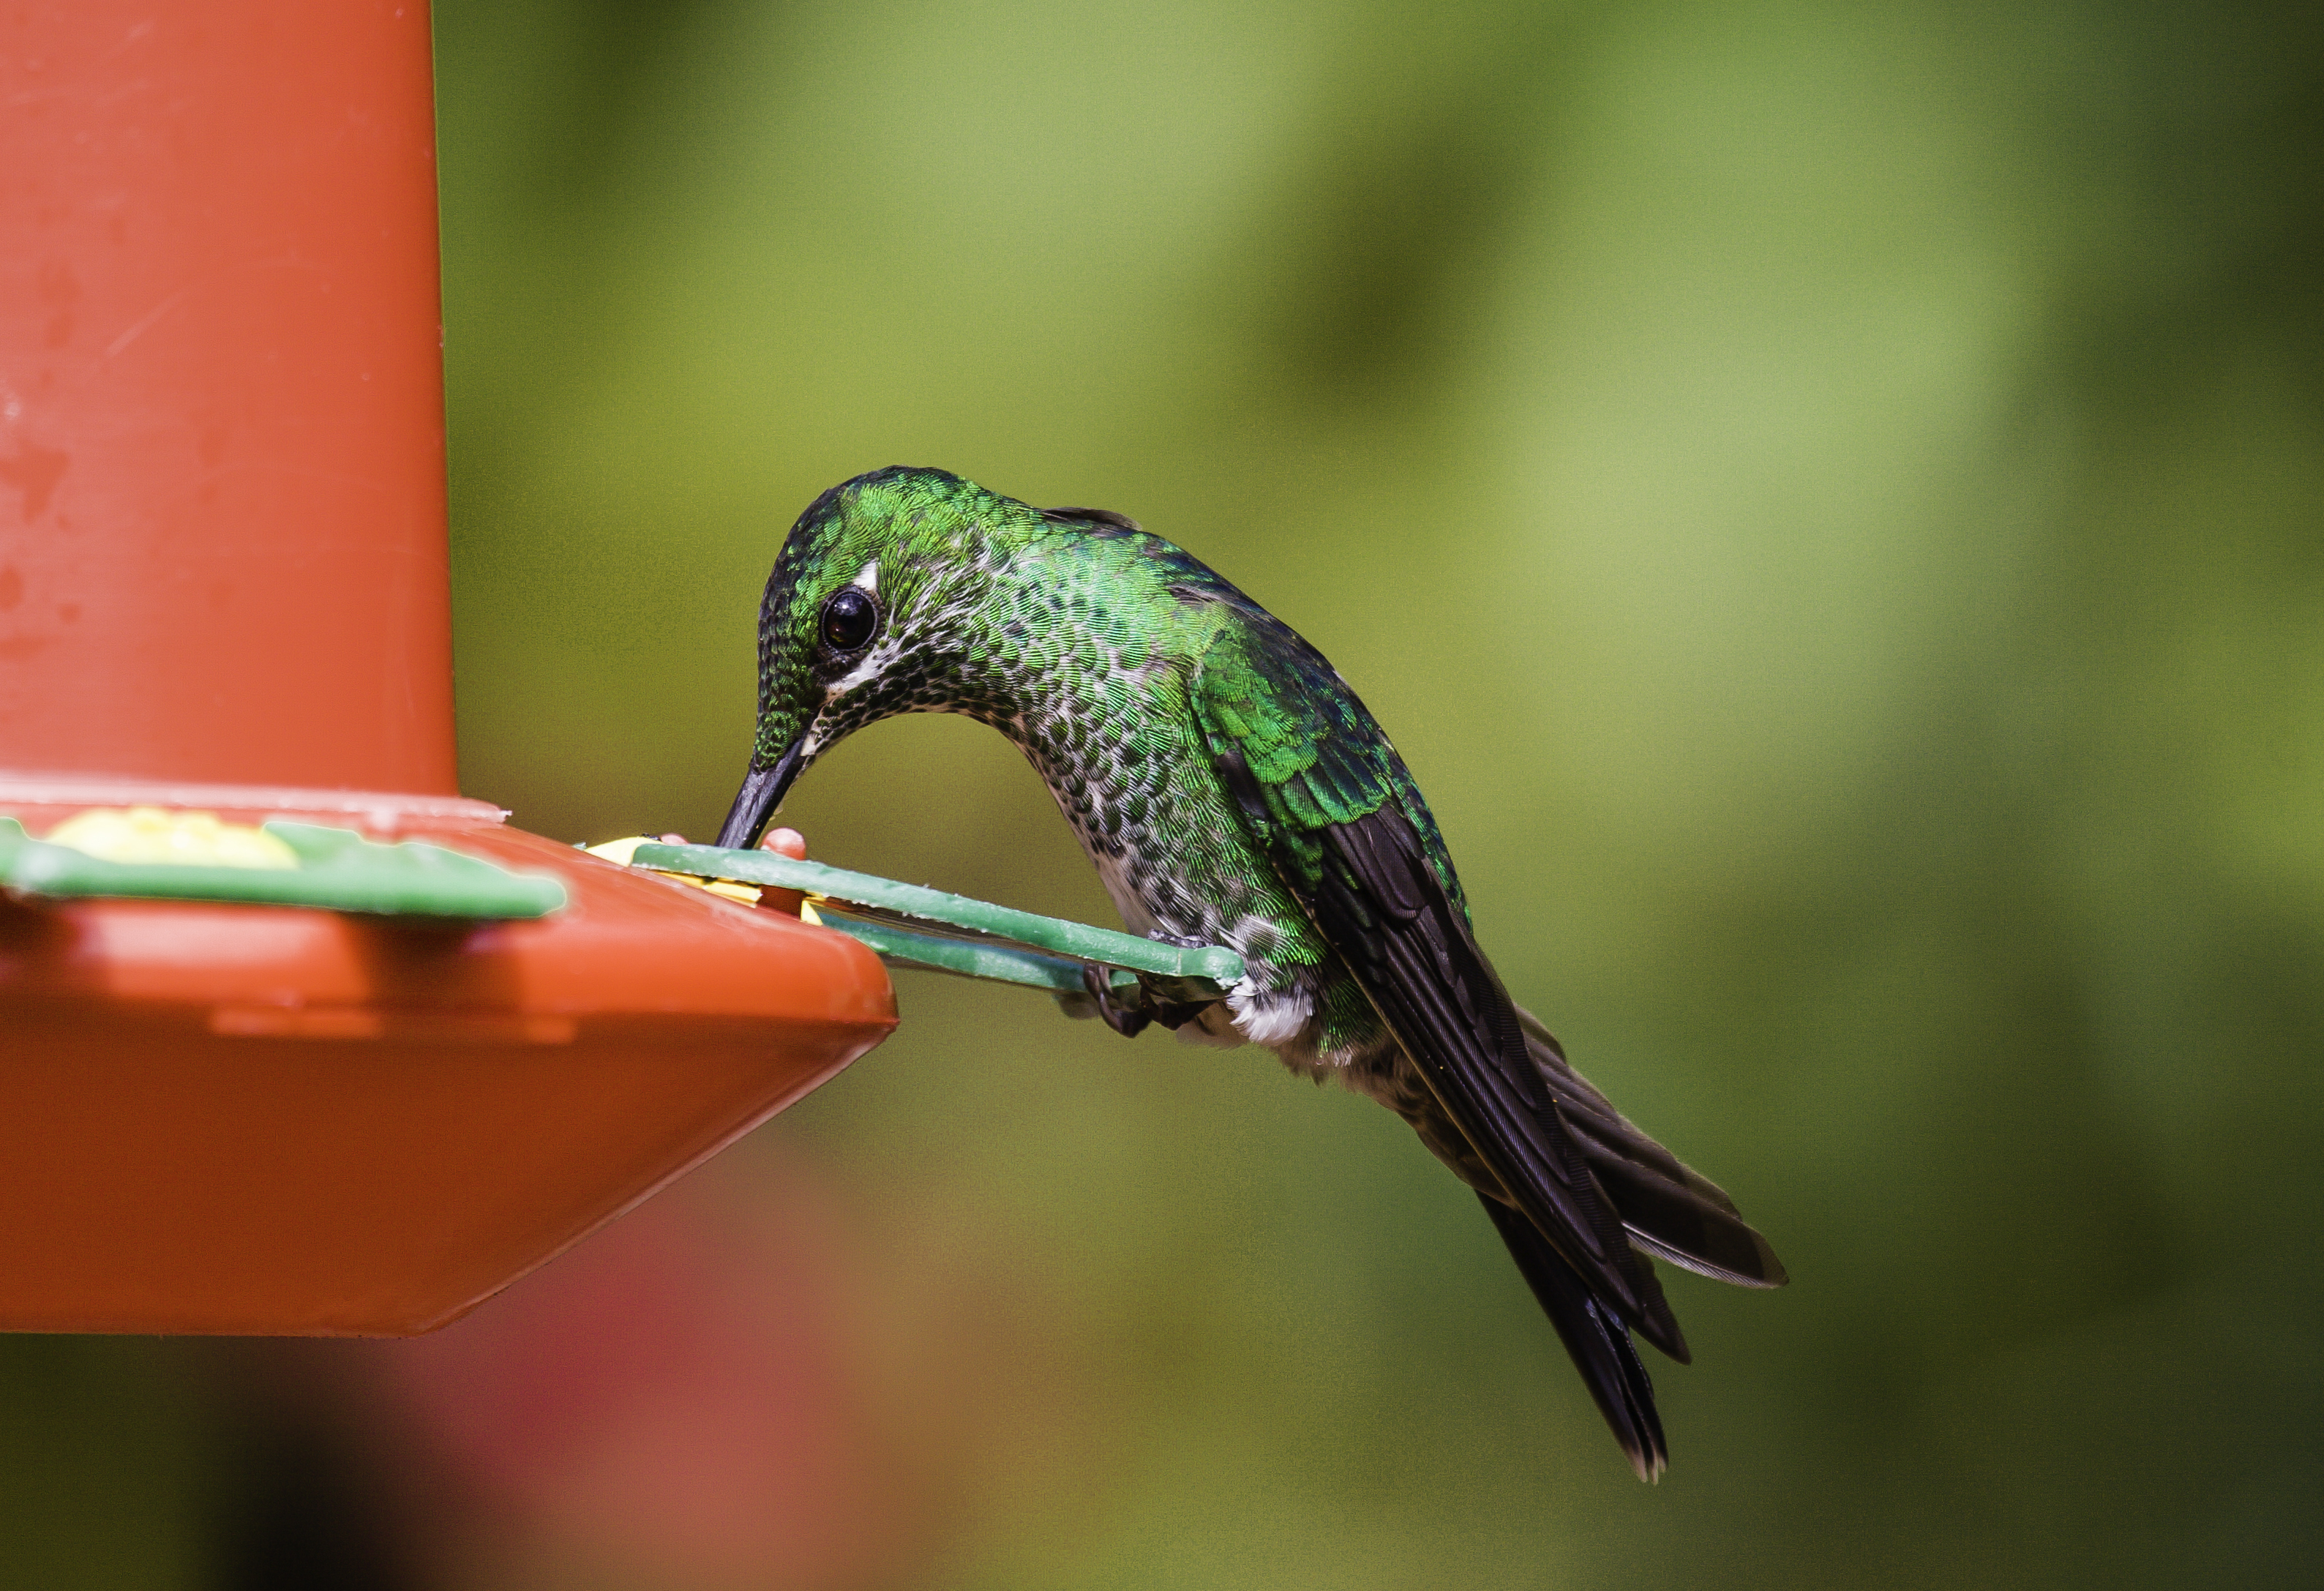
top-left (0, 775), bottom-right (896, 1336)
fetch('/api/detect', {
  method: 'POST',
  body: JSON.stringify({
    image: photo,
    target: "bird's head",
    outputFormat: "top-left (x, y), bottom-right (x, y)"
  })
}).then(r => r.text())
top-left (716, 465), bottom-right (1131, 849)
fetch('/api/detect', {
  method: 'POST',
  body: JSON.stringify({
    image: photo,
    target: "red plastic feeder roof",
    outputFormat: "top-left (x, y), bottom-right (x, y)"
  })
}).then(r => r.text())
top-left (0, 3), bottom-right (897, 1334)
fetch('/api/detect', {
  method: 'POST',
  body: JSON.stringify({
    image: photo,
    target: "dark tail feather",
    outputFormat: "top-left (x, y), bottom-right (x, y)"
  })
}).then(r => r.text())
top-left (1478, 1191), bottom-right (1668, 1482)
top-left (1513, 1006), bottom-right (1790, 1292)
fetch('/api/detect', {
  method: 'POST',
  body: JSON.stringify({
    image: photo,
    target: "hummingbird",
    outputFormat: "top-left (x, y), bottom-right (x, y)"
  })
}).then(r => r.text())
top-left (716, 466), bottom-right (1786, 1479)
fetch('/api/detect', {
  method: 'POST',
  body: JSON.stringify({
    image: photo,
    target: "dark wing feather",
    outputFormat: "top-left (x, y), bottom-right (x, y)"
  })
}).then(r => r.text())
top-left (1306, 805), bottom-right (1687, 1363)
top-left (1477, 1191), bottom-right (1667, 1482)
top-left (1185, 602), bottom-right (1790, 1475)
top-left (1188, 610), bottom-right (1686, 1361)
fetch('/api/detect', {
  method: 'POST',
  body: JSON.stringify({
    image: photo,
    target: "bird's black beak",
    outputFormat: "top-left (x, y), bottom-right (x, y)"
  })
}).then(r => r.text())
top-left (713, 738), bottom-right (808, 850)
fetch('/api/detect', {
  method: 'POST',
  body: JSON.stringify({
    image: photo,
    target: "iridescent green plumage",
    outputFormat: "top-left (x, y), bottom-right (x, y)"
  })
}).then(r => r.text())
top-left (720, 467), bottom-right (1786, 1478)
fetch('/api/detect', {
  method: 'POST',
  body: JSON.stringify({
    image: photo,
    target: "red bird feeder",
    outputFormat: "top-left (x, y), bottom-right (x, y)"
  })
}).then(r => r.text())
top-left (0, 1), bottom-right (896, 1335)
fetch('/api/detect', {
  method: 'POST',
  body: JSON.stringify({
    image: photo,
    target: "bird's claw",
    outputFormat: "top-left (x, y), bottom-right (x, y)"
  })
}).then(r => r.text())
top-left (1081, 964), bottom-right (1152, 1036)
top-left (1079, 962), bottom-right (1215, 1038)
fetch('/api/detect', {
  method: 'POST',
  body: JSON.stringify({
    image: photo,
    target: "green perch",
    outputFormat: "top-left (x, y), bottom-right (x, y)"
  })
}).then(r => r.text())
top-left (631, 841), bottom-right (1244, 1005)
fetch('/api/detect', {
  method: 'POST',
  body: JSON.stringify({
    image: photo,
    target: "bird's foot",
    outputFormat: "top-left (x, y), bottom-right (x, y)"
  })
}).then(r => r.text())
top-left (1077, 960), bottom-right (1217, 1038)
top-left (1079, 964), bottom-right (1151, 1036)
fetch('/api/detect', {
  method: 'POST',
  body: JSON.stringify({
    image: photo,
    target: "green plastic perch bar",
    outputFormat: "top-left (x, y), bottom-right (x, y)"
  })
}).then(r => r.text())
top-left (631, 841), bottom-right (1245, 1002)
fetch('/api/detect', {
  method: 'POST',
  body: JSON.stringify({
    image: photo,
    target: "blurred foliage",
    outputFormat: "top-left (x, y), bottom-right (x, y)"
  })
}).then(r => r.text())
top-left (6, 0), bottom-right (2319, 1585)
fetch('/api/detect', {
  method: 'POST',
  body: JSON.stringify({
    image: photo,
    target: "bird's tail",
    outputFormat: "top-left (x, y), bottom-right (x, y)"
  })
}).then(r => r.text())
top-left (1515, 1006), bottom-right (1789, 1293)
top-left (1477, 1191), bottom-right (1668, 1482)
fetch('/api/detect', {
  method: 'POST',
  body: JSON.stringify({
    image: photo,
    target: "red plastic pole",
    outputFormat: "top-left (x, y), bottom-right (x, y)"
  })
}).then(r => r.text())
top-left (1, 1), bottom-right (457, 793)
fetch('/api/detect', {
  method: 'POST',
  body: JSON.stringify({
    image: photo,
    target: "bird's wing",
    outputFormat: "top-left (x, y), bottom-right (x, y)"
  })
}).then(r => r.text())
top-left (1189, 613), bottom-right (1686, 1359)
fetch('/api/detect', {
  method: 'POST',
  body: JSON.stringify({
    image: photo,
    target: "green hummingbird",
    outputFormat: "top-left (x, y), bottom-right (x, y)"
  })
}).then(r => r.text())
top-left (717, 466), bottom-right (1786, 1479)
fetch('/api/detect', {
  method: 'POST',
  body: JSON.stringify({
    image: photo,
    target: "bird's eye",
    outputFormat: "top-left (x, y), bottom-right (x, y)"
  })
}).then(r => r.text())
top-left (820, 586), bottom-right (878, 653)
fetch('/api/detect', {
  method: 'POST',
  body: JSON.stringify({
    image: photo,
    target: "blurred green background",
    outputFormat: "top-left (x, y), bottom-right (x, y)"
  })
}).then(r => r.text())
top-left (7, 0), bottom-right (2320, 1585)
